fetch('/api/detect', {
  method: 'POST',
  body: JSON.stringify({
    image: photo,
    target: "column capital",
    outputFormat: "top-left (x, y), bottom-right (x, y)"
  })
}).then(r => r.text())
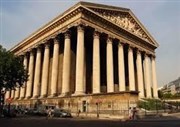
top-left (77, 25), bottom-right (84, 32)
top-left (53, 37), bottom-right (59, 44)
top-left (65, 30), bottom-right (71, 39)
top-left (93, 31), bottom-right (100, 39)
top-left (22, 52), bottom-right (28, 57)
top-left (128, 45), bottom-right (134, 52)
top-left (36, 45), bottom-right (42, 51)
top-left (29, 48), bottom-right (36, 55)
top-left (107, 37), bottom-right (113, 44)
top-left (144, 52), bottom-right (152, 58)
top-left (136, 49), bottom-right (143, 55)
top-left (118, 42), bottom-right (124, 47)
top-left (150, 55), bottom-right (156, 60)
top-left (44, 42), bottom-right (50, 49)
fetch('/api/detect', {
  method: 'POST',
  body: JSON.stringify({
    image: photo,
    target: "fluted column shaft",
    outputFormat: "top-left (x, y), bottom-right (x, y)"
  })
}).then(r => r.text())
top-left (144, 54), bottom-right (151, 98)
top-left (14, 88), bottom-right (20, 99)
top-left (128, 46), bottom-right (135, 91)
top-left (61, 32), bottom-right (71, 95)
top-left (93, 31), bottom-right (100, 94)
top-left (33, 47), bottom-right (42, 98)
top-left (74, 26), bottom-right (85, 95)
top-left (151, 57), bottom-right (158, 98)
top-left (136, 50), bottom-right (144, 98)
top-left (106, 38), bottom-right (114, 93)
top-left (5, 91), bottom-right (10, 99)
top-left (11, 90), bottom-right (15, 99)
top-left (20, 55), bottom-right (28, 99)
top-left (40, 43), bottom-right (50, 97)
top-left (118, 42), bottom-right (125, 91)
top-left (26, 51), bottom-right (35, 98)
top-left (50, 38), bottom-right (59, 97)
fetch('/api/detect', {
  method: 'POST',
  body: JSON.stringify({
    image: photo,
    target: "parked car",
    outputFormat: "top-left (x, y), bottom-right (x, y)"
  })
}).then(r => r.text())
top-left (37, 108), bottom-right (48, 116)
top-left (25, 108), bottom-right (38, 115)
top-left (53, 109), bottom-right (72, 118)
top-left (2, 108), bottom-right (16, 117)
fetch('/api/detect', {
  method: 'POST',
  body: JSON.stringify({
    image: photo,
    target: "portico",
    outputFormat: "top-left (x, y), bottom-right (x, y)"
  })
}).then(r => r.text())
top-left (5, 2), bottom-right (159, 110)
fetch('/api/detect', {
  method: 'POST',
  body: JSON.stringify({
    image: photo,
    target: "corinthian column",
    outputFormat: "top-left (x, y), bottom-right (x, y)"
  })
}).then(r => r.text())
top-left (136, 50), bottom-right (144, 98)
top-left (50, 37), bottom-right (59, 97)
top-left (128, 46), bottom-right (135, 91)
top-left (32, 46), bottom-right (42, 98)
top-left (118, 42), bottom-right (125, 91)
top-left (144, 54), bottom-right (152, 98)
top-left (20, 54), bottom-right (28, 99)
top-left (61, 31), bottom-right (71, 96)
top-left (26, 50), bottom-right (35, 99)
top-left (40, 43), bottom-right (50, 98)
top-left (151, 56), bottom-right (158, 98)
top-left (93, 31), bottom-right (100, 94)
top-left (74, 25), bottom-right (85, 95)
top-left (106, 37), bottom-right (114, 93)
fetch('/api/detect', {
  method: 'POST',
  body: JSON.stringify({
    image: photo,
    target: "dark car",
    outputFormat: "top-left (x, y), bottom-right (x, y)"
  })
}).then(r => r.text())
top-left (53, 109), bottom-right (72, 118)
top-left (37, 108), bottom-right (47, 116)
top-left (2, 108), bottom-right (16, 117)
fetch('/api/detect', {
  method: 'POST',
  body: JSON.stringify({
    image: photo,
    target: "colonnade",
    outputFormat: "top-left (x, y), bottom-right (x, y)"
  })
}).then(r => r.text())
top-left (5, 25), bottom-right (158, 100)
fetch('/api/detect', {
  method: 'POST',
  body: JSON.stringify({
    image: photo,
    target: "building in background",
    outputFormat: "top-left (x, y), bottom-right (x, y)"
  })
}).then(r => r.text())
top-left (5, 2), bottom-right (159, 115)
top-left (161, 77), bottom-right (180, 95)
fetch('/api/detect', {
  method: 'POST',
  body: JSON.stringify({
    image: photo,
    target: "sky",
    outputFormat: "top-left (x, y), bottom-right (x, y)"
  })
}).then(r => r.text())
top-left (0, 0), bottom-right (180, 87)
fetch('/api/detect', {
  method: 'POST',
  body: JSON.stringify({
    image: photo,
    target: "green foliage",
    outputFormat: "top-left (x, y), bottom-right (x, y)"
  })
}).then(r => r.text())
top-left (0, 45), bottom-right (28, 91)
top-left (158, 90), bottom-right (180, 99)
top-left (138, 99), bottom-right (164, 110)
top-left (163, 93), bottom-right (173, 98)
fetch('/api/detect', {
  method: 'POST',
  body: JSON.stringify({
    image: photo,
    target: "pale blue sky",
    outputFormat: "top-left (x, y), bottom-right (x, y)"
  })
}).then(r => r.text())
top-left (0, 0), bottom-right (180, 87)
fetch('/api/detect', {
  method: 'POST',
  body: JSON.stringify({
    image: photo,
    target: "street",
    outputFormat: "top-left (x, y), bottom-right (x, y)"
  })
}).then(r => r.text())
top-left (0, 117), bottom-right (180, 127)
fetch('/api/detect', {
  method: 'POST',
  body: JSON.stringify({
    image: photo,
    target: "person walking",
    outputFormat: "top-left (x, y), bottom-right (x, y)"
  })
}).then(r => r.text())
top-left (47, 108), bottom-right (52, 119)
top-left (132, 107), bottom-right (137, 120)
top-left (128, 107), bottom-right (132, 120)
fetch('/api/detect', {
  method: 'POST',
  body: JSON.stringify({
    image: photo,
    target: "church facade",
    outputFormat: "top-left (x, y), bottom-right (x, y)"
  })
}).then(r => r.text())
top-left (5, 2), bottom-right (159, 115)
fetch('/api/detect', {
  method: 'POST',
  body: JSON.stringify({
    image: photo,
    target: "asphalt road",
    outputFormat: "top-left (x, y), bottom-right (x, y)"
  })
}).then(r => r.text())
top-left (0, 117), bottom-right (180, 127)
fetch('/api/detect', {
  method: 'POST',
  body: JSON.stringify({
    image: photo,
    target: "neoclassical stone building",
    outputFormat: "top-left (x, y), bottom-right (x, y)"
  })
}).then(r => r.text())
top-left (5, 2), bottom-right (158, 113)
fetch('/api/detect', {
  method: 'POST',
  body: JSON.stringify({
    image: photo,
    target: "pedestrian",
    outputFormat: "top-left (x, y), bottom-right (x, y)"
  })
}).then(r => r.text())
top-left (77, 109), bottom-right (81, 117)
top-left (47, 108), bottom-right (52, 119)
top-left (129, 107), bottom-right (132, 120)
top-left (132, 107), bottom-right (137, 120)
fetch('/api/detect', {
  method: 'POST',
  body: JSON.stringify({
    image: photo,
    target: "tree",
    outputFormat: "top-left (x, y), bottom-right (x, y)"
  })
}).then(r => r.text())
top-left (0, 45), bottom-right (28, 98)
top-left (0, 45), bottom-right (28, 116)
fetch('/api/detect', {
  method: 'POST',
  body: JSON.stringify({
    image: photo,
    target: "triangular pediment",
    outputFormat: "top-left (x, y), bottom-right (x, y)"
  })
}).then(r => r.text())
top-left (79, 2), bottom-right (158, 47)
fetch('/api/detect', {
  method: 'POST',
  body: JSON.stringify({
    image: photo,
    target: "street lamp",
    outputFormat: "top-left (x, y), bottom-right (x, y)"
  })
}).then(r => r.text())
top-left (96, 102), bottom-right (99, 118)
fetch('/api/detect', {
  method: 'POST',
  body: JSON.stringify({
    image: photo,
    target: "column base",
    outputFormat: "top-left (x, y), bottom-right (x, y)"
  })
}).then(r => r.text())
top-left (14, 97), bottom-right (18, 100)
top-left (58, 92), bottom-right (70, 97)
top-left (48, 93), bottom-right (57, 98)
top-left (24, 96), bottom-right (31, 100)
top-left (92, 91), bottom-right (100, 94)
top-left (138, 96), bottom-right (145, 99)
top-left (39, 95), bottom-right (47, 99)
top-left (18, 97), bottom-right (23, 100)
top-left (72, 91), bottom-right (85, 96)
top-left (31, 95), bottom-right (39, 99)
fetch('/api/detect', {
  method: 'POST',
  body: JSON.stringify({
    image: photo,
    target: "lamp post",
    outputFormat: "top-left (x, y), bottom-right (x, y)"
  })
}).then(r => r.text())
top-left (96, 102), bottom-right (99, 118)
top-left (0, 89), bottom-right (5, 117)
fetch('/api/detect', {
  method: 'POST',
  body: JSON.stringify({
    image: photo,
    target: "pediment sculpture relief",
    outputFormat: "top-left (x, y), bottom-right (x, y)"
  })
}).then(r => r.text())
top-left (96, 11), bottom-right (152, 43)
